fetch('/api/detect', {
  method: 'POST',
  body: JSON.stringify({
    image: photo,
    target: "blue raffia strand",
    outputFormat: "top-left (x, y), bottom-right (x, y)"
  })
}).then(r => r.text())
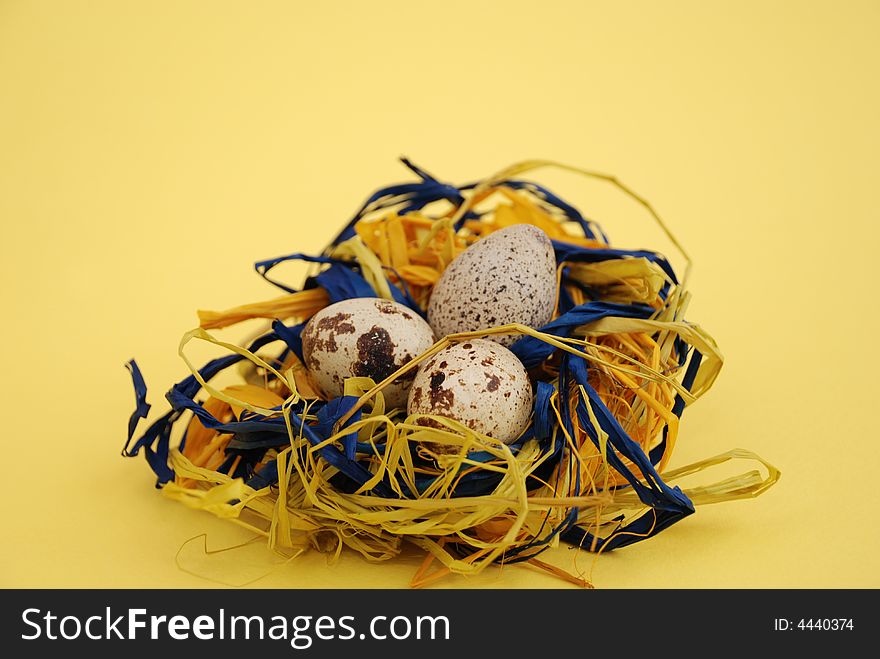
top-left (122, 157), bottom-right (717, 575)
top-left (254, 254), bottom-right (423, 314)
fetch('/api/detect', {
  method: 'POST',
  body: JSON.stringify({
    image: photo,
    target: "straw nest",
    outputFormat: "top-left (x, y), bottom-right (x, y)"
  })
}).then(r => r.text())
top-left (123, 159), bottom-right (779, 587)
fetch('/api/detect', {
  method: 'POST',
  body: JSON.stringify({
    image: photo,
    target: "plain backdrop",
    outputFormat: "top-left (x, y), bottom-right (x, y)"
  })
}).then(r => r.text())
top-left (1, 0), bottom-right (878, 588)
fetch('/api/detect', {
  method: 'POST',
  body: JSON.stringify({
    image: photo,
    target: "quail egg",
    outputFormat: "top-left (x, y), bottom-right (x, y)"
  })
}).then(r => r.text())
top-left (301, 297), bottom-right (435, 408)
top-left (427, 224), bottom-right (557, 347)
top-left (407, 338), bottom-right (533, 443)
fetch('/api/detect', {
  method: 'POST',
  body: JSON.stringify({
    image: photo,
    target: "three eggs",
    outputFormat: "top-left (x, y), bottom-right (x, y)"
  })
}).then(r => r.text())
top-left (301, 224), bottom-right (557, 444)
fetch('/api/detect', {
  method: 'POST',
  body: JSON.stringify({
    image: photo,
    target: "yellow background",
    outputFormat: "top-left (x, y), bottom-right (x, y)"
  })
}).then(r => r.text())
top-left (2, 0), bottom-right (878, 588)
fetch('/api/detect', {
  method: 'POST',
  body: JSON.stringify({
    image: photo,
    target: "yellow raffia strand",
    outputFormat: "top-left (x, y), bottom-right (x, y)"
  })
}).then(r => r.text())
top-left (566, 259), bottom-right (669, 305)
top-left (178, 327), bottom-right (300, 416)
top-left (576, 449), bottom-right (781, 543)
top-left (466, 187), bottom-right (606, 249)
top-left (353, 212), bottom-right (467, 308)
top-left (328, 237), bottom-right (396, 300)
top-left (197, 288), bottom-right (329, 330)
top-left (159, 159), bottom-right (777, 586)
top-left (449, 159), bottom-right (693, 285)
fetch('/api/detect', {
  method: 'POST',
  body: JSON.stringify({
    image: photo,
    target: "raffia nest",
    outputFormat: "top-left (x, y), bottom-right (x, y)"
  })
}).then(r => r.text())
top-left (123, 159), bottom-right (778, 587)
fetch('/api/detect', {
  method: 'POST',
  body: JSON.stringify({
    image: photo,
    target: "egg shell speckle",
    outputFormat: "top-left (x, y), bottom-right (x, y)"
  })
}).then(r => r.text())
top-left (427, 224), bottom-right (557, 347)
top-left (301, 297), bottom-right (435, 408)
top-left (407, 339), bottom-right (533, 444)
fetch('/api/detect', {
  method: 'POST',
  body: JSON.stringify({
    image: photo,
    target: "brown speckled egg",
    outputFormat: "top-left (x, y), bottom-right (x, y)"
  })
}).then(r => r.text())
top-left (427, 224), bottom-right (557, 347)
top-left (407, 339), bottom-right (533, 444)
top-left (301, 297), bottom-right (435, 408)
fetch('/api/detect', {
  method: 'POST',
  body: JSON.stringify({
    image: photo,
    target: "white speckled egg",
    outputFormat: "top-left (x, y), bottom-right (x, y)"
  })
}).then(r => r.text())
top-left (427, 224), bottom-right (557, 347)
top-left (301, 297), bottom-right (435, 408)
top-left (407, 339), bottom-right (533, 444)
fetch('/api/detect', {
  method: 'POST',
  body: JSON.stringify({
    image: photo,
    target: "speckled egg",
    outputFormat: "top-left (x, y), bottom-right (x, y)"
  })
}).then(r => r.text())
top-left (427, 224), bottom-right (557, 347)
top-left (407, 339), bottom-right (533, 444)
top-left (301, 297), bottom-right (435, 408)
